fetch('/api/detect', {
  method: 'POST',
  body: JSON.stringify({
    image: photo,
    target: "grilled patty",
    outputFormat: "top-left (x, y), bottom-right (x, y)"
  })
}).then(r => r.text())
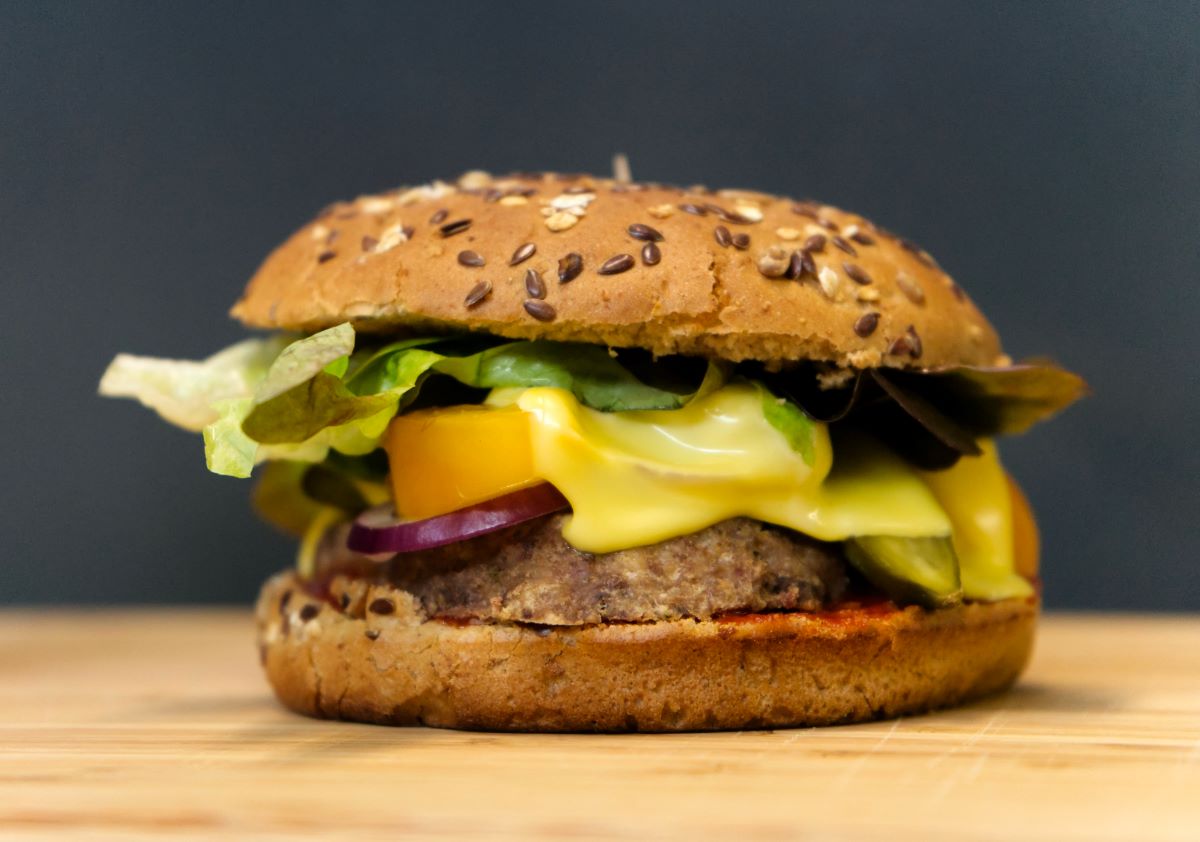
top-left (354, 515), bottom-right (849, 626)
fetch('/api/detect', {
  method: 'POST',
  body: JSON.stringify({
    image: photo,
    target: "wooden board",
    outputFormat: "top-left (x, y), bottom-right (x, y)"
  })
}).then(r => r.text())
top-left (1, 610), bottom-right (1198, 841)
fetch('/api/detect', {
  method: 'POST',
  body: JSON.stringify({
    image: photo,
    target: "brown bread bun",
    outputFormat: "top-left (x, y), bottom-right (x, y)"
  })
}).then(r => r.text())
top-left (231, 171), bottom-right (1004, 369)
top-left (257, 572), bottom-right (1035, 732)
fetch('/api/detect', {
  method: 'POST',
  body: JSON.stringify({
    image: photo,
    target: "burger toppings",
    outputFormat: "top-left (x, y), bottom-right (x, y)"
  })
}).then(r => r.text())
top-left (102, 319), bottom-right (1081, 614)
top-left (348, 484), bottom-right (570, 555)
top-left (368, 515), bottom-right (848, 625)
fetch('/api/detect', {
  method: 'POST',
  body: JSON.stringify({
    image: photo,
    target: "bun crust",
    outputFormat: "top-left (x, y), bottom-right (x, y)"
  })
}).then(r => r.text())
top-left (232, 172), bottom-right (1004, 368)
top-left (257, 571), bottom-right (1036, 731)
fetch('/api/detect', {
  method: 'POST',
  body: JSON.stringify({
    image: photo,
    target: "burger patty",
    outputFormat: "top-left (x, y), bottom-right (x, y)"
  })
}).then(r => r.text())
top-left (356, 514), bottom-right (848, 626)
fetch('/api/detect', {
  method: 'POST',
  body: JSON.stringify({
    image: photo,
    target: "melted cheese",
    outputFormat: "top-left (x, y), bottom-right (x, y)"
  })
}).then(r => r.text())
top-left (514, 384), bottom-right (952, 554)
top-left (921, 441), bottom-right (1033, 600)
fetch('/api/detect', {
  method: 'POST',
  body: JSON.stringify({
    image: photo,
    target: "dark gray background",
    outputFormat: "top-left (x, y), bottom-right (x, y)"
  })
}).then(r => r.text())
top-left (2, 1), bottom-right (1197, 608)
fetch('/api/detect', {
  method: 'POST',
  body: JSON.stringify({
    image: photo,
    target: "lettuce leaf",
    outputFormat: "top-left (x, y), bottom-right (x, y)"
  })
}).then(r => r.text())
top-left (203, 398), bottom-right (260, 477)
top-left (239, 336), bottom-right (705, 449)
top-left (253, 322), bottom-right (355, 403)
top-left (98, 336), bottom-right (286, 430)
top-left (432, 342), bottom-right (695, 411)
top-left (920, 361), bottom-right (1089, 436)
top-left (756, 382), bottom-right (816, 464)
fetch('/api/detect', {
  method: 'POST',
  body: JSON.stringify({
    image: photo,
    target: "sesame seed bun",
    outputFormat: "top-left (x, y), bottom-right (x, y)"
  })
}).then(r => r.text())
top-left (231, 171), bottom-right (1004, 368)
top-left (257, 571), bottom-right (1036, 731)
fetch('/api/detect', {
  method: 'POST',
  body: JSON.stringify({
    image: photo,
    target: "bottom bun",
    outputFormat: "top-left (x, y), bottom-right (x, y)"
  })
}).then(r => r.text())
top-left (256, 571), bottom-right (1036, 732)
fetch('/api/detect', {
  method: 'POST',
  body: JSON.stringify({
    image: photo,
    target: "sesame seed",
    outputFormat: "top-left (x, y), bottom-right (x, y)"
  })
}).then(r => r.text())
top-left (843, 263), bottom-right (873, 285)
top-left (714, 225), bottom-right (733, 247)
top-left (598, 254), bottom-right (636, 275)
top-left (524, 268), bottom-right (546, 299)
top-left (895, 273), bottom-right (925, 304)
top-left (365, 629), bottom-right (380, 641)
top-left (757, 246), bottom-right (790, 278)
top-left (802, 234), bottom-right (827, 252)
top-left (831, 236), bottom-right (857, 256)
top-left (817, 218), bottom-right (840, 232)
top-left (563, 184), bottom-right (591, 194)
top-left (733, 203), bottom-right (764, 222)
top-left (458, 170), bottom-right (492, 190)
top-left (544, 211), bottom-right (579, 232)
top-left (776, 227), bottom-right (801, 240)
top-left (464, 280), bottom-right (492, 309)
top-left (325, 228), bottom-right (339, 245)
top-left (457, 250), bottom-right (485, 267)
top-left (857, 287), bottom-right (881, 302)
top-left (339, 592), bottom-right (351, 610)
top-left (647, 203), bottom-right (675, 219)
top-left (483, 188), bottom-right (503, 202)
top-left (439, 218), bottom-right (472, 237)
top-left (509, 242), bottom-right (537, 266)
top-left (361, 235), bottom-right (379, 252)
top-left (848, 227), bottom-right (875, 246)
top-left (499, 195), bottom-right (528, 206)
top-left (360, 196), bottom-right (394, 215)
top-left (641, 242), bottom-right (661, 266)
top-left (369, 597), bottom-right (395, 615)
top-left (299, 604), bottom-right (319, 622)
top-left (679, 203), bottom-right (708, 216)
top-left (818, 266), bottom-right (840, 299)
top-left (558, 252), bottom-right (584, 282)
top-left (854, 312), bottom-right (880, 337)
top-left (523, 299), bottom-right (557, 321)
top-left (429, 208), bottom-right (449, 225)
top-left (731, 232), bottom-right (751, 250)
top-left (627, 223), bottom-right (664, 242)
top-left (791, 204), bottom-right (819, 219)
top-left (316, 250), bottom-right (336, 263)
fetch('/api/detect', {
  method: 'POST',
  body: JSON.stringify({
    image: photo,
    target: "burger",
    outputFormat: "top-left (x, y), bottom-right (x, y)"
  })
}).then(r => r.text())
top-left (100, 169), bottom-right (1085, 731)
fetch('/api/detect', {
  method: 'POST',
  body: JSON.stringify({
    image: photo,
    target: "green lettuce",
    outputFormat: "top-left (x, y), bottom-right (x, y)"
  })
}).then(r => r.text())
top-left (239, 336), bottom-right (708, 451)
top-left (103, 325), bottom-right (724, 479)
top-left (98, 336), bottom-right (287, 430)
top-left (756, 383), bottom-right (817, 464)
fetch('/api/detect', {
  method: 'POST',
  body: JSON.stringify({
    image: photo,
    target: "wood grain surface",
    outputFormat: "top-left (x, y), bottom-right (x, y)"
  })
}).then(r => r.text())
top-left (1, 610), bottom-right (1197, 841)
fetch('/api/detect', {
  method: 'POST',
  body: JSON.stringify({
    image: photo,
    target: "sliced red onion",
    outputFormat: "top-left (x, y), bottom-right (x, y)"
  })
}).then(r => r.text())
top-left (347, 483), bottom-right (569, 554)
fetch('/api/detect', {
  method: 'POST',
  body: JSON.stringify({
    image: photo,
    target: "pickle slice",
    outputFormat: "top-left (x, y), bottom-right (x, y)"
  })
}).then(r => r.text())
top-left (844, 535), bottom-right (963, 608)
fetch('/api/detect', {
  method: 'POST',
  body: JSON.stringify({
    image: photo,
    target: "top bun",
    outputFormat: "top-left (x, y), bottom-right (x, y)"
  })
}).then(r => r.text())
top-left (231, 171), bottom-right (1004, 368)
